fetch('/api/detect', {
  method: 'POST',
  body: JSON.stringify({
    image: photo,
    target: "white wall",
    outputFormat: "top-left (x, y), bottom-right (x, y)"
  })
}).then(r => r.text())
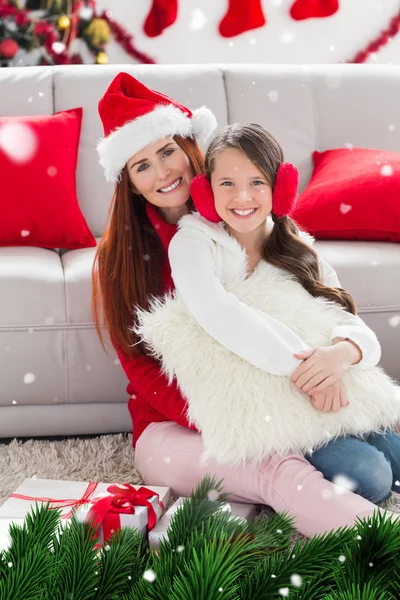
top-left (96, 0), bottom-right (400, 66)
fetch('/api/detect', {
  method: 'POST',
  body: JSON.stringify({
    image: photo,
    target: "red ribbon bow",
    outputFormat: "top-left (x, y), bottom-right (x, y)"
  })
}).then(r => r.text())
top-left (87, 484), bottom-right (164, 543)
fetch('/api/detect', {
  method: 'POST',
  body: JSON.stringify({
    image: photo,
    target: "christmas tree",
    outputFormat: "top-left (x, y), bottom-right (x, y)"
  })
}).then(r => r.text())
top-left (0, 475), bottom-right (400, 599)
top-left (0, 0), bottom-right (111, 67)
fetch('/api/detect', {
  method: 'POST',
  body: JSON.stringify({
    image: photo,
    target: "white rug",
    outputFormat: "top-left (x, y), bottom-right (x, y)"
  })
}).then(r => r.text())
top-left (0, 433), bottom-right (141, 506)
top-left (0, 433), bottom-right (399, 520)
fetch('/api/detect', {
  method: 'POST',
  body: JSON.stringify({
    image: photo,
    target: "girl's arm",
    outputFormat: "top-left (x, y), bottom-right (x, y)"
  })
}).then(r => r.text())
top-left (169, 227), bottom-right (310, 376)
top-left (319, 258), bottom-right (381, 370)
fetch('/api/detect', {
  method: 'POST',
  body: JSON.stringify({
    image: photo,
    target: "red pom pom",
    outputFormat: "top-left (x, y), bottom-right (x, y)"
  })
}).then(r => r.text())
top-left (272, 163), bottom-right (299, 218)
top-left (190, 174), bottom-right (221, 223)
top-left (0, 38), bottom-right (19, 59)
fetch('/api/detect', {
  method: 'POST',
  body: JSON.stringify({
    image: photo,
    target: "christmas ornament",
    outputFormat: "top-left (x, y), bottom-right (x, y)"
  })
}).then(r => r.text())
top-left (347, 9), bottom-right (400, 64)
top-left (84, 17), bottom-right (110, 46)
top-left (0, 37), bottom-right (19, 58)
top-left (143, 0), bottom-right (178, 38)
top-left (57, 14), bottom-right (70, 29)
top-left (96, 50), bottom-right (108, 64)
top-left (290, 0), bottom-right (339, 21)
top-left (219, 0), bottom-right (266, 38)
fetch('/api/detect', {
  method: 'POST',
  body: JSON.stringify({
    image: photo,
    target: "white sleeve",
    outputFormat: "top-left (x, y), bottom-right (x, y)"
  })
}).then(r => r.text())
top-left (169, 228), bottom-right (310, 377)
top-left (319, 258), bottom-right (381, 369)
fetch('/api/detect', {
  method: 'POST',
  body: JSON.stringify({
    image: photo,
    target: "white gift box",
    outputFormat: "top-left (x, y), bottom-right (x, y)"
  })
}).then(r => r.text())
top-left (0, 478), bottom-right (171, 547)
top-left (148, 497), bottom-right (257, 549)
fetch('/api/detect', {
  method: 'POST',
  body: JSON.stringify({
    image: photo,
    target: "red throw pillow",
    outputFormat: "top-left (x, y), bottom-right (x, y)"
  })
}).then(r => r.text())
top-left (0, 108), bottom-right (95, 249)
top-left (292, 147), bottom-right (400, 242)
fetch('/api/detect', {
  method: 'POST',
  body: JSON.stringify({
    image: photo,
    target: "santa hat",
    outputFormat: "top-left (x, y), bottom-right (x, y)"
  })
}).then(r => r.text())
top-left (97, 72), bottom-right (217, 183)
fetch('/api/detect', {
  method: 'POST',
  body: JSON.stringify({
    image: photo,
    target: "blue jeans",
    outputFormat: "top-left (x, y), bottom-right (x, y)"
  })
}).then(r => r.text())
top-left (305, 432), bottom-right (400, 504)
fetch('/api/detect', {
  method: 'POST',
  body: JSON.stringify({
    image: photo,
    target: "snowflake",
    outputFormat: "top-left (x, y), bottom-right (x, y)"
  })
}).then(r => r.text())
top-left (321, 489), bottom-right (332, 500)
top-left (143, 254), bottom-right (150, 261)
top-left (7, 562), bottom-right (12, 567)
top-left (338, 555), bottom-right (346, 562)
top-left (280, 31), bottom-right (295, 44)
top-left (24, 373), bottom-right (36, 384)
top-left (163, 457), bottom-right (171, 464)
top-left (279, 588), bottom-right (289, 597)
top-left (381, 164), bottom-right (393, 176)
top-left (104, 545), bottom-right (111, 551)
top-left (389, 124), bottom-right (396, 132)
top-left (276, 529), bottom-right (283, 534)
top-left (271, 574), bottom-right (276, 578)
top-left (143, 569), bottom-right (157, 582)
top-left (28, 97), bottom-right (33, 103)
top-left (86, 365), bottom-right (92, 371)
top-left (176, 545), bottom-right (184, 553)
top-left (47, 166), bottom-right (57, 177)
top-left (389, 316), bottom-right (400, 328)
top-left (229, 41), bottom-right (234, 47)
top-left (249, 38), bottom-right (257, 45)
top-left (265, 415), bottom-right (271, 422)
top-left (369, 562), bottom-right (374, 567)
top-left (189, 8), bottom-right (207, 31)
top-left (38, 92), bottom-right (44, 97)
top-left (291, 573), bottom-right (302, 587)
top-left (332, 474), bottom-right (357, 494)
top-left (296, 485), bottom-right (302, 491)
top-left (21, 230), bottom-right (30, 238)
top-left (52, 42), bottom-right (66, 54)
top-left (371, 260), bottom-right (379, 266)
top-left (114, 358), bottom-right (120, 365)
top-left (12, 400), bottom-right (17, 405)
top-left (0, 122), bottom-right (37, 163)
top-left (207, 489), bottom-right (220, 501)
top-left (339, 203), bottom-right (352, 215)
top-left (268, 90), bottom-right (279, 103)
top-left (356, 535), bottom-right (362, 540)
top-left (45, 317), bottom-right (54, 325)
top-left (344, 142), bottom-right (354, 150)
top-left (329, 45), bottom-right (336, 52)
top-left (218, 588), bottom-right (223, 592)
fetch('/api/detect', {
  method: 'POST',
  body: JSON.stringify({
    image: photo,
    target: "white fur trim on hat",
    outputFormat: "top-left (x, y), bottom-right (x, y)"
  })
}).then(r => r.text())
top-left (191, 106), bottom-right (217, 144)
top-left (97, 104), bottom-right (216, 183)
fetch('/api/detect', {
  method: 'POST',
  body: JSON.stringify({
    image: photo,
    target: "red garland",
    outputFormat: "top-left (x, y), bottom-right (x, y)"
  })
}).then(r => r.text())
top-left (347, 10), bottom-right (400, 63)
top-left (100, 10), bottom-right (156, 64)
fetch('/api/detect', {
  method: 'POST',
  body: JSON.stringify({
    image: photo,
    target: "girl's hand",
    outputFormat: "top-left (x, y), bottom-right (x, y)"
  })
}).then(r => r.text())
top-left (310, 381), bottom-right (349, 412)
top-left (291, 341), bottom-right (360, 395)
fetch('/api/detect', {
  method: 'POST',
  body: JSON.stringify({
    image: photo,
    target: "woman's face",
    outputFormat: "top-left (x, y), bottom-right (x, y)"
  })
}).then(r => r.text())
top-left (127, 137), bottom-right (194, 209)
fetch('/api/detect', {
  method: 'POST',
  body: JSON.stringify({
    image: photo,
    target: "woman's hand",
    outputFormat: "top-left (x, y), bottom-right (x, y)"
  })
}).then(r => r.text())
top-left (310, 381), bottom-right (349, 412)
top-left (291, 341), bottom-right (361, 395)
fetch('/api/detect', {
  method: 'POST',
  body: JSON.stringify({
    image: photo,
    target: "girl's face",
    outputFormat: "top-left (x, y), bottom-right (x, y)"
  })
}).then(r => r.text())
top-left (210, 147), bottom-right (273, 235)
top-left (127, 137), bottom-right (194, 210)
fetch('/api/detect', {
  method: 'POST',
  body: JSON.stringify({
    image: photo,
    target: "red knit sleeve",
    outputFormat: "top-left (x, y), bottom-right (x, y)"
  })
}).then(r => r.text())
top-left (117, 349), bottom-right (198, 431)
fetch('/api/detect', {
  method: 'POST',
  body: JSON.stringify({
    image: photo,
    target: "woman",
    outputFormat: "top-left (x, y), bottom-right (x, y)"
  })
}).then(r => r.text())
top-left (92, 72), bottom-right (396, 537)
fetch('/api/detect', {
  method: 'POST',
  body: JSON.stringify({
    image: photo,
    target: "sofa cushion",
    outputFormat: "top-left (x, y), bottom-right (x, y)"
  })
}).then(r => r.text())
top-left (292, 147), bottom-right (400, 242)
top-left (0, 108), bottom-right (96, 249)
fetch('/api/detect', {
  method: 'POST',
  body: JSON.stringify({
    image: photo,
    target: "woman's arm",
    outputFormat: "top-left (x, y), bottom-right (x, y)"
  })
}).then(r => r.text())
top-left (169, 227), bottom-right (311, 377)
top-left (319, 258), bottom-right (382, 370)
top-left (118, 349), bottom-right (198, 430)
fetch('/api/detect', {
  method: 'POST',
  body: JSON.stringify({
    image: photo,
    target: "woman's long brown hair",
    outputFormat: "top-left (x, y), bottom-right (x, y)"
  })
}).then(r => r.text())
top-left (92, 136), bottom-right (205, 357)
top-left (205, 123), bottom-right (357, 315)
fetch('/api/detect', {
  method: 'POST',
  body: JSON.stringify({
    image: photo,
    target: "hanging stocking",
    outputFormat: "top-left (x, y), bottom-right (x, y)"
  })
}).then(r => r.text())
top-left (290, 0), bottom-right (339, 21)
top-left (143, 0), bottom-right (178, 38)
top-left (219, 0), bottom-right (266, 38)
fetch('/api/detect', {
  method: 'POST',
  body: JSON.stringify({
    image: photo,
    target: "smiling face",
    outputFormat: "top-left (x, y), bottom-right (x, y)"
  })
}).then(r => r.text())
top-left (210, 147), bottom-right (273, 235)
top-left (127, 137), bottom-right (195, 211)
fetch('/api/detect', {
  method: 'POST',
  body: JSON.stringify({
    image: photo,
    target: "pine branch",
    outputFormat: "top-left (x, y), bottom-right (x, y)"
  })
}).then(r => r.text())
top-left (94, 528), bottom-right (150, 600)
top-left (320, 582), bottom-right (393, 600)
top-left (238, 527), bottom-right (355, 599)
top-left (44, 518), bottom-right (99, 600)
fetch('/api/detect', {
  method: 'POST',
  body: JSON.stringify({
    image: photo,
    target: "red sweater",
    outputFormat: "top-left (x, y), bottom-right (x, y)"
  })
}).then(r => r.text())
top-left (117, 203), bottom-right (198, 447)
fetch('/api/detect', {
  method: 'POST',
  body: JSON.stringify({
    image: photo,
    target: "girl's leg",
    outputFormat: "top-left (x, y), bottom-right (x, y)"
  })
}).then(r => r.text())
top-left (362, 431), bottom-right (400, 494)
top-left (135, 422), bottom-right (392, 538)
top-left (305, 437), bottom-right (393, 504)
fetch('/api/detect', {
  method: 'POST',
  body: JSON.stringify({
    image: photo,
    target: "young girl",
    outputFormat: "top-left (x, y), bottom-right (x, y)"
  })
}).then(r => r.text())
top-left (135, 123), bottom-right (400, 495)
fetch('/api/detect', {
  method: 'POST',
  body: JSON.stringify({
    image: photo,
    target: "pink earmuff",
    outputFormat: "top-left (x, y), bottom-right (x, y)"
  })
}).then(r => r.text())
top-left (190, 163), bottom-right (299, 223)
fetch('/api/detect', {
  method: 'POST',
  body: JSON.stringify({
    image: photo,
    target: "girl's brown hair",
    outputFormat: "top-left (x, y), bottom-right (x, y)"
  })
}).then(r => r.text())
top-left (205, 123), bottom-right (356, 315)
top-left (92, 135), bottom-right (205, 357)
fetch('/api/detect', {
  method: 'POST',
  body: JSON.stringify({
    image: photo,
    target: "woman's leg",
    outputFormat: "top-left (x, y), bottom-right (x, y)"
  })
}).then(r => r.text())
top-left (305, 437), bottom-right (393, 504)
top-left (362, 431), bottom-right (400, 493)
top-left (135, 422), bottom-right (392, 538)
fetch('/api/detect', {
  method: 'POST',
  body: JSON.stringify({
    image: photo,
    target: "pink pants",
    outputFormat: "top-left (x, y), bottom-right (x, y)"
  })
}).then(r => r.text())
top-left (135, 421), bottom-right (392, 538)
